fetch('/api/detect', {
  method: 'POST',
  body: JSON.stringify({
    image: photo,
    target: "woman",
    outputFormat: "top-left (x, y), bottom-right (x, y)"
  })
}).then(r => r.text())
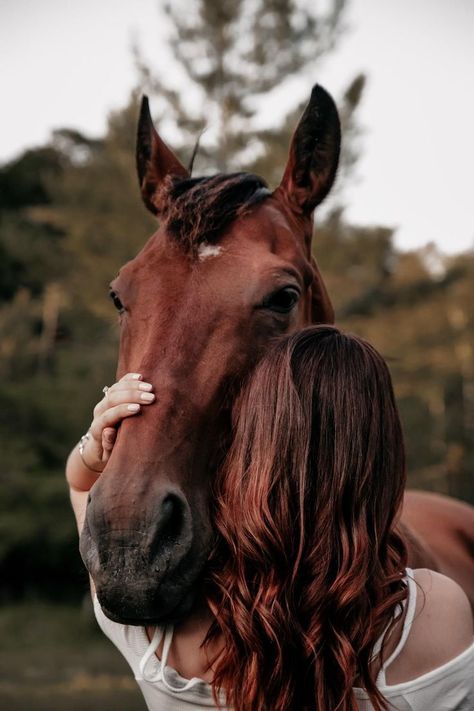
top-left (66, 326), bottom-right (474, 710)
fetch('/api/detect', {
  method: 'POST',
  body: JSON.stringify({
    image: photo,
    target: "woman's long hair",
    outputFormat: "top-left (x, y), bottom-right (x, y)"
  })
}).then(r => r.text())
top-left (205, 326), bottom-right (408, 711)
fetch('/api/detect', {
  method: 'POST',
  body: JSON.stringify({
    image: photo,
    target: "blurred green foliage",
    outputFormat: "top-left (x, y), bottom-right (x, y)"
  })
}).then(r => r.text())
top-left (0, 0), bottom-right (472, 602)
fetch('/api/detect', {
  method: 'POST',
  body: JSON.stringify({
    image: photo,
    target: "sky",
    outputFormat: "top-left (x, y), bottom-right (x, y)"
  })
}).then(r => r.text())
top-left (1, 0), bottom-right (473, 254)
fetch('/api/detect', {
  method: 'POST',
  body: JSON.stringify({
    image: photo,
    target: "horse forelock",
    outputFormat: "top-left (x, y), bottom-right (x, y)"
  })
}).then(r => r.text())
top-left (157, 172), bottom-right (271, 256)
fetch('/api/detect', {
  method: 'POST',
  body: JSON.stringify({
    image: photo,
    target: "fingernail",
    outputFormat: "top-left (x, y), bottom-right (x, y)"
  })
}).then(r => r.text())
top-left (140, 392), bottom-right (155, 402)
top-left (127, 404), bottom-right (140, 411)
top-left (138, 382), bottom-right (153, 391)
top-left (131, 373), bottom-right (142, 380)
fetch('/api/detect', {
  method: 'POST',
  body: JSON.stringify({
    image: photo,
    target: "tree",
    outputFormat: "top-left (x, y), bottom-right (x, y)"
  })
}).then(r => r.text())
top-left (135, 0), bottom-right (361, 182)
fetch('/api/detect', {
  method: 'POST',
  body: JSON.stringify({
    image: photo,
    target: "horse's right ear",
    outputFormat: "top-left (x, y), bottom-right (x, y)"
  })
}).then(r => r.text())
top-left (275, 85), bottom-right (341, 216)
top-left (136, 96), bottom-right (189, 216)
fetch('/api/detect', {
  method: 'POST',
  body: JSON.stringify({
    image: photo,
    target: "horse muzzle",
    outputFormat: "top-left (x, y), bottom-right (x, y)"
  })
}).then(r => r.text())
top-left (79, 486), bottom-right (211, 624)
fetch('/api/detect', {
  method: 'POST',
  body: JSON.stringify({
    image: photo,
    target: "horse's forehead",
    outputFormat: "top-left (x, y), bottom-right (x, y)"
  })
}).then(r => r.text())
top-left (239, 200), bottom-right (300, 241)
top-left (226, 201), bottom-right (309, 269)
top-left (122, 199), bottom-right (306, 281)
top-left (125, 230), bottom-right (182, 274)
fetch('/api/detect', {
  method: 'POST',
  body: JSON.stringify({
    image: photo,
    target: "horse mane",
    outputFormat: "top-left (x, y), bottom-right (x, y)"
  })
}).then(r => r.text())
top-left (157, 172), bottom-right (270, 256)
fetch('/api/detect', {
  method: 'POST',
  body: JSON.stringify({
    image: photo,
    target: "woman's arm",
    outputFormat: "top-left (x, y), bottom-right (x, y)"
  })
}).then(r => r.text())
top-left (66, 372), bottom-right (155, 535)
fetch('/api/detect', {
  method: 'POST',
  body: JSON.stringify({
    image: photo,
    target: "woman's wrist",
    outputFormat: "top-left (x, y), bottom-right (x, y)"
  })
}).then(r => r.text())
top-left (66, 441), bottom-right (102, 493)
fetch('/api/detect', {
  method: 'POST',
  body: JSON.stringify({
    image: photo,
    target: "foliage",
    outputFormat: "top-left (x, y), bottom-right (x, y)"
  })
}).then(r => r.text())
top-left (315, 214), bottom-right (474, 502)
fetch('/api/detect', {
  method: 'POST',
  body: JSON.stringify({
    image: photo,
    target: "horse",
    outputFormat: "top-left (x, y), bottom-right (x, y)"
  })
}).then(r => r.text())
top-left (80, 85), bottom-right (474, 624)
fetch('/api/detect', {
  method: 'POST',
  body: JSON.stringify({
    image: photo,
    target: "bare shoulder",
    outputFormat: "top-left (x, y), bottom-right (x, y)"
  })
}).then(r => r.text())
top-left (386, 568), bottom-right (473, 684)
top-left (413, 569), bottom-right (472, 629)
top-left (410, 569), bottom-right (473, 665)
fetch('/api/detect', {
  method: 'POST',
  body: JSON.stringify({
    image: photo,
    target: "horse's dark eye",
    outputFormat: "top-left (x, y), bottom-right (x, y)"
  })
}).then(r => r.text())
top-left (109, 289), bottom-right (125, 314)
top-left (263, 287), bottom-right (300, 314)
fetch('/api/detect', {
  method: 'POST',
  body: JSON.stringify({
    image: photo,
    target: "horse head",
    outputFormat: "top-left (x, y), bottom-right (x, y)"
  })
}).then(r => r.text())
top-left (80, 85), bottom-right (340, 624)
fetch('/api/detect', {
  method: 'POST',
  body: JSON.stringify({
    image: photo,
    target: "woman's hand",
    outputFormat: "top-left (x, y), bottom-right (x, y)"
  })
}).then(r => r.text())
top-left (80, 372), bottom-right (155, 472)
top-left (67, 372), bottom-right (155, 537)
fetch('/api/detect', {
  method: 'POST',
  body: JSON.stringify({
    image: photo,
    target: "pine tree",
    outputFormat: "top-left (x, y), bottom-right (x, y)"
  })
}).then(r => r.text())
top-left (135, 0), bottom-right (362, 185)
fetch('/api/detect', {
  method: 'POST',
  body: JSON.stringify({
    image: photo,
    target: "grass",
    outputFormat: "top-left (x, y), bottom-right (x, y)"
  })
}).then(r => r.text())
top-left (0, 599), bottom-right (146, 710)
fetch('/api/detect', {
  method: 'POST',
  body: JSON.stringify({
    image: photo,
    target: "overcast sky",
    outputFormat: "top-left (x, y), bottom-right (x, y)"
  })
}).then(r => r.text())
top-left (1, 0), bottom-right (473, 254)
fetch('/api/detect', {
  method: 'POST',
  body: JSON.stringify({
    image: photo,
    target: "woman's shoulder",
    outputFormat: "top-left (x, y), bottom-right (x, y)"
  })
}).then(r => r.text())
top-left (411, 568), bottom-right (473, 658)
top-left (386, 568), bottom-right (474, 684)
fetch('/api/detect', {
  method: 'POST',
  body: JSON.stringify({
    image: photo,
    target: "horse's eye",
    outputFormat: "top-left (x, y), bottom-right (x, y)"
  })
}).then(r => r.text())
top-left (262, 287), bottom-right (300, 314)
top-left (109, 289), bottom-right (125, 314)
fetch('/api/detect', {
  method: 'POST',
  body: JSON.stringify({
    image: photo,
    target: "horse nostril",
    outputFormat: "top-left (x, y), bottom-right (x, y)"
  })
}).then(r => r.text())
top-left (154, 494), bottom-right (186, 550)
top-left (161, 496), bottom-right (175, 524)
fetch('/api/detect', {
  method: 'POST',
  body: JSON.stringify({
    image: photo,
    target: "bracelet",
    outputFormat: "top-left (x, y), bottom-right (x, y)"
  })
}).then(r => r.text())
top-left (78, 431), bottom-right (103, 474)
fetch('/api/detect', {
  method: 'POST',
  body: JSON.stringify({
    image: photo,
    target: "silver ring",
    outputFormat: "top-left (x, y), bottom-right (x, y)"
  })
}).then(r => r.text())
top-left (102, 385), bottom-right (110, 398)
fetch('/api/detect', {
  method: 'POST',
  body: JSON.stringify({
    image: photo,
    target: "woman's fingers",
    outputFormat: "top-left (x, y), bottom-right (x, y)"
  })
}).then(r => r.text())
top-left (89, 403), bottom-right (142, 442)
top-left (84, 374), bottom-right (155, 470)
top-left (101, 427), bottom-right (117, 463)
top-left (104, 387), bottom-right (155, 407)
top-left (93, 379), bottom-right (155, 417)
top-left (119, 372), bottom-right (143, 382)
top-left (102, 427), bottom-right (117, 452)
top-left (83, 401), bottom-right (142, 470)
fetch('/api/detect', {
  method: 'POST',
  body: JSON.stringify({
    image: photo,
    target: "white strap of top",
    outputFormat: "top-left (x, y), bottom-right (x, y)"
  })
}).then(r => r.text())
top-left (139, 626), bottom-right (164, 682)
top-left (376, 567), bottom-right (417, 686)
top-left (139, 624), bottom-right (204, 692)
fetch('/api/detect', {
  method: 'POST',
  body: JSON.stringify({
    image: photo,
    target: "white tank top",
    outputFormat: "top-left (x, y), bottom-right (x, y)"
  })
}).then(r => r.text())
top-left (93, 568), bottom-right (474, 710)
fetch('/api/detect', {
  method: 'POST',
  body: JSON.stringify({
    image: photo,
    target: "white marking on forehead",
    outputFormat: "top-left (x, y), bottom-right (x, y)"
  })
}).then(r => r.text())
top-left (198, 242), bottom-right (223, 261)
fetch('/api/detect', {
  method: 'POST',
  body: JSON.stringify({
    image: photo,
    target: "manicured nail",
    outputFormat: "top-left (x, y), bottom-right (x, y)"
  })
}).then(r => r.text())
top-left (140, 392), bottom-right (155, 402)
top-left (127, 403), bottom-right (140, 411)
top-left (131, 373), bottom-right (142, 380)
top-left (138, 382), bottom-right (152, 391)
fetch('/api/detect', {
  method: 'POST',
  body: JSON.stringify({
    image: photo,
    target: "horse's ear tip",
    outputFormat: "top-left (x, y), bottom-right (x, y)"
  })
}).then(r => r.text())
top-left (310, 83), bottom-right (324, 97)
top-left (139, 95), bottom-right (151, 118)
top-left (310, 84), bottom-right (334, 106)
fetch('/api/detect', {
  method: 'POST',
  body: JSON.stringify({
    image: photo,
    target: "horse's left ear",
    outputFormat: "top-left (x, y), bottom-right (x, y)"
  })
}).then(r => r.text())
top-left (275, 85), bottom-right (341, 215)
top-left (136, 96), bottom-right (189, 216)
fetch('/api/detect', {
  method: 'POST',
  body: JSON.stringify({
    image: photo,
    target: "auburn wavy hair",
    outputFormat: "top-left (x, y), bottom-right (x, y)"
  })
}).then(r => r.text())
top-left (205, 326), bottom-right (408, 711)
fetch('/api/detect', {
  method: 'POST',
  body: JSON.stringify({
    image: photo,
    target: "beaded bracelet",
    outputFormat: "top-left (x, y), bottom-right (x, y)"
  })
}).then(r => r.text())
top-left (78, 431), bottom-right (103, 474)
